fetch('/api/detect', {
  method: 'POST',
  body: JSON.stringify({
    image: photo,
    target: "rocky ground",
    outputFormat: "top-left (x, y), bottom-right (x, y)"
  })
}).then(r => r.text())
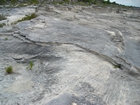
top-left (0, 4), bottom-right (140, 105)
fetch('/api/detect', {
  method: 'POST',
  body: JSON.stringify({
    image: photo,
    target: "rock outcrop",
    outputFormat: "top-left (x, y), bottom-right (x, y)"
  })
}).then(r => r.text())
top-left (0, 4), bottom-right (140, 105)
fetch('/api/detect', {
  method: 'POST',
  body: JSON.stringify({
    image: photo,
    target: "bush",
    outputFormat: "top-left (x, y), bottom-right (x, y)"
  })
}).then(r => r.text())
top-left (11, 0), bottom-right (18, 5)
top-left (78, 0), bottom-right (92, 2)
top-left (0, 0), bottom-right (6, 5)
top-left (63, 0), bottom-right (69, 3)
top-left (112, 1), bottom-right (116, 4)
top-left (102, 0), bottom-right (111, 4)
top-left (6, 66), bottom-right (13, 74)
top-left (93, 0), bottom-right (97, 4)
top-left (29, 0), bottom-right (39, 4)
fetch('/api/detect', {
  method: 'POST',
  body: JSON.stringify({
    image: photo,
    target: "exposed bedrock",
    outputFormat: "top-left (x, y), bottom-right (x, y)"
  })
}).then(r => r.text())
top-left (0, 5), bottom-right (140, 105)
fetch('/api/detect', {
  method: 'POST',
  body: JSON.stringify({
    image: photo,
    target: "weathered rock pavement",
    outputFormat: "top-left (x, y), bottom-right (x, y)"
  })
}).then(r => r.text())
top-left (0, 5), bottom-right (140, 105)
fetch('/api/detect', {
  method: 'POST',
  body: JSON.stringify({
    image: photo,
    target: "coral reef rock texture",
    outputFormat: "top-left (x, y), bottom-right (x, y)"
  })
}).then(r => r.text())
top-left (0, 5), bottom-right (140, 105)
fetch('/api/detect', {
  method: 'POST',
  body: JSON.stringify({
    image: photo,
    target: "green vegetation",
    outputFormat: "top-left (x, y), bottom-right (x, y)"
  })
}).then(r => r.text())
top-left (14, 13), bottom-right (37, 24)
top-left (29, 0), bottom-right (39, 4)
top-left (0, 0), bottom-right (39, 6)
top-left (51, 0), bottom-right (120, 6)
top-left (18, 13), bottom-right (37, 22)
top-left (102, 0), bottom-right (111, 4)
top-left (63, 0), bottom-right (69, 2)
top-left (27, 61), bottom-right (34, 70)
top-left (6, 66), bottom-right (13, 74)
top-left (11, 0), bottom-right (18, 5)
top-left (0, 0), bottom-right (135, 9)
top-left (78, 0), bottom-right (92, 3)
top-left (0, 0), bottom-right (6, 5)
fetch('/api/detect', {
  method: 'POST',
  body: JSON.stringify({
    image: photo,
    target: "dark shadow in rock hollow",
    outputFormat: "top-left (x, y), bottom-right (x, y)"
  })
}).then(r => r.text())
top-left (0, 42), bottom-right (51, 55)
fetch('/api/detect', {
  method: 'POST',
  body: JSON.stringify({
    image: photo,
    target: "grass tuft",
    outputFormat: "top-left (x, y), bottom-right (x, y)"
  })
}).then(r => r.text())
top-left (14, 13), bottom-right (37, 24)
top-left (6, 66), bottom-right (13, 74)
top-left (27, 61), bottom-right (34, 70)
top-left (18, 13), bottom-right (37, 22)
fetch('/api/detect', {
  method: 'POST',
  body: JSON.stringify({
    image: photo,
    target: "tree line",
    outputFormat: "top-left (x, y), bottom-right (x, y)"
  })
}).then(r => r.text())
top-left (0, 0), bottom-right (115, 5)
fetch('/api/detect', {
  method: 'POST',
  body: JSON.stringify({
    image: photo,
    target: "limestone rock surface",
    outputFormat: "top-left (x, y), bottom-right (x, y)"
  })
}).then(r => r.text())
top-left (0, 5), bottom-right (140, 105)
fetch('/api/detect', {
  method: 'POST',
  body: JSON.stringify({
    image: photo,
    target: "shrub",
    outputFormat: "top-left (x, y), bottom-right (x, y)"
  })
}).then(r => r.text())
top-left (78, 0), bottom-right (92, 3)
top-left (112, 1), bottom-right (116, 4)
top-left (29, 0), bottom-right (39, 4)
top-left (93, 0), bottom-right (97, 4)
top-left (0, 0), bottom-right (6, 5)
top-left (11, 0), bottom-right (18, 5)
top-left (6, 66), bottom-right (13, 74)
top-left (63, 0), bottom-right (69, 3)
top-left (102, 0), bottom-right (111, 4)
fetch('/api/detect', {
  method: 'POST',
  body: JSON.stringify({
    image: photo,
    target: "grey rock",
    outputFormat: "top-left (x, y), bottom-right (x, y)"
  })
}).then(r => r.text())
top-left (0, 5), bottom-right (140, 105)
top-left (14, 31), bottom-right (20, 34)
